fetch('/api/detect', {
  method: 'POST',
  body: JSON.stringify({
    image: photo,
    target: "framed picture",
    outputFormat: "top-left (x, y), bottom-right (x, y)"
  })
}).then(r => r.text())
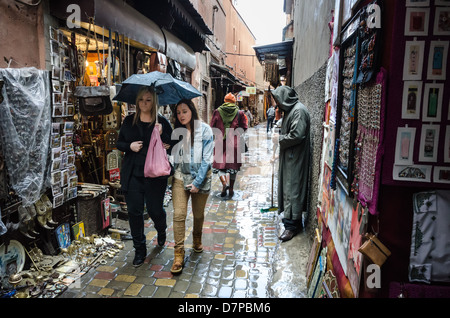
top-left (395, 127), bottom-right (416, 165)
top-left (433, 167), bottom-right (450, 184)
top-left (422, 83), bottom-right (444, 122)
top-left (72, 222), bottom-right (85, 240)
top-left (51, 170), bottom-right (62, 185)
top-left (445, 125), bottom-right (450, 163)
top-left (427, 41), bottom-right (449, 80)
top-left (405, 8), bottom-right (430, 36)
top-left (434, 7), bottom-right (450, 35)
top-left (419, 124), bottom-right (440, 162)
top-left (403, 41), bottom-right (425, 80)
top-left (406, 0), bottom-right (430, 6)
top-left (53, 193), bottom-right (64, 208)
top-left (393, 164), bottom-right (432, 182)
top-left (402, 81), bottom-right (423, 119)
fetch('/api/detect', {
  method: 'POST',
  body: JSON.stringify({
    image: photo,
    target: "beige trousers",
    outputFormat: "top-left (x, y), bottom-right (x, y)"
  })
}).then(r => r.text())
top-left (172, 177), bottom-right (209, 251)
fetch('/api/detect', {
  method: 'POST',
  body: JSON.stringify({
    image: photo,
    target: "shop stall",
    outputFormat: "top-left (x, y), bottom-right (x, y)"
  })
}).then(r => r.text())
top-left (308, 0), bottom-right (450, 298)
top-left (0, 0), bottom-right (200, 296)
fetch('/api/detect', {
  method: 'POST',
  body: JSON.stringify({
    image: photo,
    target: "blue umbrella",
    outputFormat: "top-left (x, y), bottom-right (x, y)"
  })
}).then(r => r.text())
top-left (113, 71), bottom-right (201, 105)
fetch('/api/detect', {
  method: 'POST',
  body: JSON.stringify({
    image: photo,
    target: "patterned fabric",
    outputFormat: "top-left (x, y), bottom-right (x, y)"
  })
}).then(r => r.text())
top-left (409, 190), bottom-right (450, 284)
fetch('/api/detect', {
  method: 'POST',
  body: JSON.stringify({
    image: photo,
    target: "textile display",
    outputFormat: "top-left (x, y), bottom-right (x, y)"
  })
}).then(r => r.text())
top-left (409, 190), bottom-right (450, 284)
top-left (0, 68), bottom-right (51, 206)
top-left (389, 281), bottom-right (450, 298)
top-left (352, 69), bottom-right (387, 215)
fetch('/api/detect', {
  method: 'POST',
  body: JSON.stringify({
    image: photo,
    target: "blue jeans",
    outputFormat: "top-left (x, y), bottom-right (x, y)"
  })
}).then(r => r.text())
top-left (124, 176), bottom-right (167, 252)
top-left (267, 117), bottom-right (275, 132)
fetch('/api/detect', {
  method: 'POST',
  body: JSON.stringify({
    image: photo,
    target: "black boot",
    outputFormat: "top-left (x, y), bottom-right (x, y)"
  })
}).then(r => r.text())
top-left (157, 230), bottom-right (166, 247)
top-left (133, 248), bottom-right (147, 267)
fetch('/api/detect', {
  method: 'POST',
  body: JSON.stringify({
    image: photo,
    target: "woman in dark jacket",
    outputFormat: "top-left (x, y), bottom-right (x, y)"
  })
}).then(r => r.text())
top-left (116, 86), bottom-right (173, 267)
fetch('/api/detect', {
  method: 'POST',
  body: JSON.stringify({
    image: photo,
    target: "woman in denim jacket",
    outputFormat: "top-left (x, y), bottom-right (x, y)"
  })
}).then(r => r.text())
top-left (170, 99), bottom-right (214, 274)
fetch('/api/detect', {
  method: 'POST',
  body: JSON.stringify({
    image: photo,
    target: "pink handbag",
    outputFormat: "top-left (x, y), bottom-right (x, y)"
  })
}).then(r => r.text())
top-left (144, 125), bottom-right (172, 178)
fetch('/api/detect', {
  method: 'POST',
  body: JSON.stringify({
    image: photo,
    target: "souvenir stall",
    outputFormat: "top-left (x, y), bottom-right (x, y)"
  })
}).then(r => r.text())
top-left (307, 0), bottom-right (450, 298)
top-left (0, 9), bottom-right (194, 296)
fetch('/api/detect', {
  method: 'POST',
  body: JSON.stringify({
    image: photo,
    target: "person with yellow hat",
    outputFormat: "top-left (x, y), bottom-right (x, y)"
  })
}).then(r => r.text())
top-left (210, 93), bottom-right (248, 198)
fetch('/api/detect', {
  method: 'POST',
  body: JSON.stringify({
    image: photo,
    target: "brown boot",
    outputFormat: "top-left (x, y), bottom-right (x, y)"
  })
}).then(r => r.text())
top-left (170, 249), bottom-right (185, 274)
top-left (193, 236), bottom-right (203, 253)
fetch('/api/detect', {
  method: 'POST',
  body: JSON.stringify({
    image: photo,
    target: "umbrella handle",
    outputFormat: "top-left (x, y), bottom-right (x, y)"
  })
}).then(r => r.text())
top-left (155, 93), bottom-right (159, 125)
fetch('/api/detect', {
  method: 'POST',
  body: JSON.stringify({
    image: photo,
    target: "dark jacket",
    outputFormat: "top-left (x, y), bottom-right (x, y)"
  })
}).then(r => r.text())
top-left (116, 114), bottom-right (173, 191)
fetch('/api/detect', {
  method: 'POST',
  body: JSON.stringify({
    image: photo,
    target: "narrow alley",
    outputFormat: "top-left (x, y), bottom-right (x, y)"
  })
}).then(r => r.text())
top-left (58, 124), bottom-right (310, 299)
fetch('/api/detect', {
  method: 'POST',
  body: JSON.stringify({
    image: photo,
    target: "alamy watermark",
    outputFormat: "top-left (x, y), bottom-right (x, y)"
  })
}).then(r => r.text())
top-left (367, 4), bottom-right (382, 29)
top-left (66, 4), bottom-right (81, 29)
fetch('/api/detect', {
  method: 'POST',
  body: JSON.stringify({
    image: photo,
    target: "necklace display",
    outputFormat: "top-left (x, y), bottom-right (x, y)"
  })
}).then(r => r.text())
top-left (352, 82), bottom-right (382, 204)
top-left (339, 43), bottom-right (358, 171)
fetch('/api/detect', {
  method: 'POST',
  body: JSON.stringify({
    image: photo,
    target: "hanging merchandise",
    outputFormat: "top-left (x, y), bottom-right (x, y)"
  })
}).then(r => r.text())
top-left (264, 54), bottom-right (279, 86)
top-left (150, 52), bottom-right (167, 73)
top-left (409, 190), bottom-right (450, 284)
top-left (74, 18), bottom-right (113, 117)
top-left (356, 0), bottom-right (382, 85)
top-left (0, 68), bottom-right (51, 206)
top-left (358, 233), bottom-right (391, 267)
top-left (74, 86), bottom-right (113, 116)
top-left (49, 28), bottom-right (78, 206)
top-left (352, 69), bottom-right (386, 215)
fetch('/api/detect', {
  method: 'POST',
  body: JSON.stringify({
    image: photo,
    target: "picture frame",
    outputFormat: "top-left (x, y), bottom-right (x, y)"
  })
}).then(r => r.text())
top-left (53, 193), bottom-right (64, 209)
top-left (406, 0), bottom-right (430, 6)
top-left (395, 127), bottom-right (416, 165)
top-left (393, 164), bottom-right (432, 182)
top-left (419, 124), bottom-right (440, 162)
top-left (64, 121), bottom-right (74, 133)
top-left (52, 105), bottom-right (64, 118)
top-left (403, 41), bottom-right (425, 81)
top-left (422, 83), bottom-right (444, 122)
top-left (427, 41), bottom-right (449, 80)
top-left (434, 7), bottom-right (450, 36)
top-left (445, 125), bottom-right (450, 163)
top-left (405, 8), bottom-right (430, 36)
top-left (52, 122), bottom-right (60, 135)
top-left (434, 167), bottom-right (450, 184)
top-left (51, 170), bottom-right (62, 185)
top-left (72, 222), bottom-right (85, 240)
top-left (435, 0), bottom-right (450, 5)
top-left (49, 26), bottom-right (58, 40)
top-left (402, 81), bottom-right (423, 119)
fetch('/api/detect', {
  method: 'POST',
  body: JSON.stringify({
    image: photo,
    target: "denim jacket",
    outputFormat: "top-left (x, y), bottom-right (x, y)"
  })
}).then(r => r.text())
top-left (172, 121), bottom-right (214, 189)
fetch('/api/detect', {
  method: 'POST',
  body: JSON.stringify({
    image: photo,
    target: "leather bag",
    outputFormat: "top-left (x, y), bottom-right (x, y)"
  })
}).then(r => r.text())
top-left (358, 233), bottom-right (391, 267)
top-left (74, 86), bottom-right (113, 116)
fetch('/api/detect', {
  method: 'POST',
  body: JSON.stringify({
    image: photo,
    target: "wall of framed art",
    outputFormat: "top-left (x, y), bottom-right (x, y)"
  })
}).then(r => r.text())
top-left (382, 0), bottom-right (450, 188)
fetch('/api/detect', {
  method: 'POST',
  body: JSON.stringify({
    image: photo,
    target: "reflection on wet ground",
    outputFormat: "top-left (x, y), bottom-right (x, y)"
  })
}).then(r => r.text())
top-left (59, 125), bottom-right (309, 298)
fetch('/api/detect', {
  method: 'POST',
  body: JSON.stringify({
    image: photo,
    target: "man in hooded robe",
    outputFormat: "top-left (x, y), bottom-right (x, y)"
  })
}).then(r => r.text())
top-left (271, 86), bottom-right (311, 242)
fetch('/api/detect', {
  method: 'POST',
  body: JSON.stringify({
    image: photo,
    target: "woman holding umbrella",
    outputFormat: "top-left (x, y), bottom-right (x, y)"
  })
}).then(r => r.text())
top-left (170, 99), bottom-right (214, 274)
top-left (116, 86), bottom-right (173, 267)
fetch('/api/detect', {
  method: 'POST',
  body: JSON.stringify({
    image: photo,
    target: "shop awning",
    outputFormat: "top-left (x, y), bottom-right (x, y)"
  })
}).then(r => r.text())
top-left (49, 0), bottom-right (196, 69)
top-left (253, 39), bottom-right (294, 64)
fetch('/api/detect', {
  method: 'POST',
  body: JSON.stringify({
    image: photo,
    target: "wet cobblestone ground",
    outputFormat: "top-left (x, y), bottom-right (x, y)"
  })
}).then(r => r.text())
top-left (59, 125), bottom-right (310, 299)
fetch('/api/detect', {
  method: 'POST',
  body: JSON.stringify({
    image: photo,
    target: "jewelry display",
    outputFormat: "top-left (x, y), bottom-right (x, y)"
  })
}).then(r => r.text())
top-left (352, 68), bottom-right (386, 216)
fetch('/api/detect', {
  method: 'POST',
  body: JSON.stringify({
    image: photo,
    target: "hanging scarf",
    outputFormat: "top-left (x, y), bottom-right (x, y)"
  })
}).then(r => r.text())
top-left (218, 102), bottom-right (239, 139)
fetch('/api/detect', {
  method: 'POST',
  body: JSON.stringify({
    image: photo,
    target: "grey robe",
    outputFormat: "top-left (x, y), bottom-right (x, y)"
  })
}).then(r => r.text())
top-left (272, 86), bottom-right (310, 221)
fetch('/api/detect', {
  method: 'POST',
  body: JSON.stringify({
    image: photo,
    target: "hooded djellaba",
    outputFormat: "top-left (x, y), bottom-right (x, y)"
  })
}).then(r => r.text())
top-left (271, 85), bottom-right (311, 241)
